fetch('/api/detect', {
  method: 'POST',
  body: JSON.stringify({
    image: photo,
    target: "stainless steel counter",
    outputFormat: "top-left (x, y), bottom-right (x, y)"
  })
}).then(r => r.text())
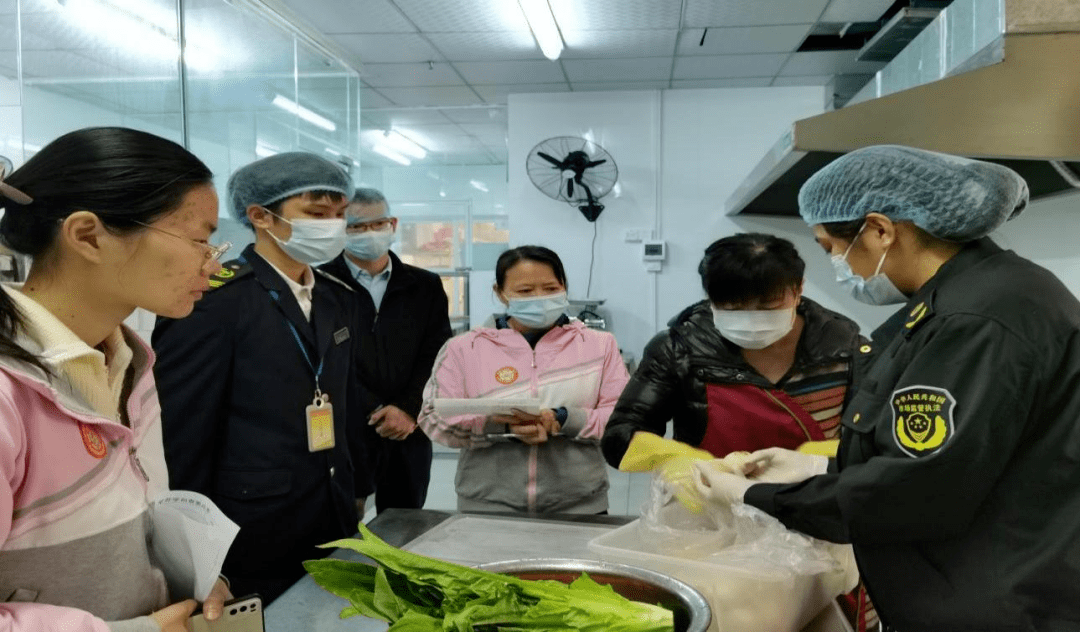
top-left (263, 509), bottom-right (632, 632)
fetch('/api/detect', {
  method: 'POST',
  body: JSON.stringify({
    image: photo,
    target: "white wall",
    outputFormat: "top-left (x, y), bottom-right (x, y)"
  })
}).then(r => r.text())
top-left (994, 193), bottom-right (1080, 289)
top-left (508, 88), bottom-right (838, 359)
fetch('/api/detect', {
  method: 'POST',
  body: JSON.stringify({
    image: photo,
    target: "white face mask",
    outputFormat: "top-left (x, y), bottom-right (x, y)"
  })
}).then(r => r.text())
top-left (711, 305), bottom-right (796, 349)
top-left (506, 292), bottom-right (569, 329)
top-left (266, 213), bottom-right (347, 266)
top-left (345, 225), bottom-right (395, 261)
top-left (832, 223), bottom-right (908, 306)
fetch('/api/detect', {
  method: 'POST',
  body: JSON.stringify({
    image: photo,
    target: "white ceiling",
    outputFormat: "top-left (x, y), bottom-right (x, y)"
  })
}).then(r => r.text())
top-left (280, 0), bottom-right (893, 167)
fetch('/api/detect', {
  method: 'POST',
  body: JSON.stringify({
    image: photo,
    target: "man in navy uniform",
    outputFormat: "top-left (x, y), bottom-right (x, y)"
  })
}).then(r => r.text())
top-left (320, 188), bottom-right (451, 512)
top-left (152, 153), bottom-right (373, 603)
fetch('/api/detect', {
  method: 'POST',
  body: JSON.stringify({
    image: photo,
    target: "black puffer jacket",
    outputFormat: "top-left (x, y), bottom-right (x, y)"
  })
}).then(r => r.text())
top-left (601, 297), bottom-right (864, 467)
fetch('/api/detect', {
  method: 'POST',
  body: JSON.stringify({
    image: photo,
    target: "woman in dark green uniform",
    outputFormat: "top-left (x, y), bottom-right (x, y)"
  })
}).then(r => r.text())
top-left (694, 145), bottom-right (1080, 631)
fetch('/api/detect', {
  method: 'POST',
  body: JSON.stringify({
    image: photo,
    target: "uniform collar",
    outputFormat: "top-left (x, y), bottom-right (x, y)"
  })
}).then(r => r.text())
top-left (344, 253), bottom-right (392, 282)
top-left (262, 255), bottom-right (315, 294)
top-left (871, 238), bottom-right (1004, 345)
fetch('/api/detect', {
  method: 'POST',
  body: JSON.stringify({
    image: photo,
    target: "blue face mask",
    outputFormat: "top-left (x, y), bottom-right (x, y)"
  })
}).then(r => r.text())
top-left (265, 210), bottom-right (346, 266)
top-left (506, 292), bottom-right (569, 329)
top-left (832, 223), bottom-right (908, 306)
top-left (345, 226), bottom-right (395, 261)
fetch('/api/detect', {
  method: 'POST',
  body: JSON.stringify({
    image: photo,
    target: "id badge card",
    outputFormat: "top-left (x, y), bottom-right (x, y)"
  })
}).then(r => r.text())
top-left (306, 392), bottom-right (335, 452)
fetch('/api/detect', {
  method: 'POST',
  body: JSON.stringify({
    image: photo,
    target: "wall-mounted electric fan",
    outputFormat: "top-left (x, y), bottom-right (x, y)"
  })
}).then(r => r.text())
top-left (526, 136), bottom-right (618, 222)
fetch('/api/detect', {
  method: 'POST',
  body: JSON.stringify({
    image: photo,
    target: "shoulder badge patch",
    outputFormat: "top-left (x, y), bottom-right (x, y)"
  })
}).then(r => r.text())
top-left (208, 260), bottom-right (252, 289)
top-left (495, 366), bottom-right (519, 385)
top-left (891, 385), bottom-right (955, 458)
top-left (78, 422), bottom-right (108, 459)
top-left (905, 301), bottom-right (932, 331)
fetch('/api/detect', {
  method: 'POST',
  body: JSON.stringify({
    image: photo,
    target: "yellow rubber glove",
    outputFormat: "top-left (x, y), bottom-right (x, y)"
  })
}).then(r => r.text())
top-left (796, 439), bottom-right (840, 458)
top-left (618, 432), bottom-right (715, 472)
top-left (618, 432), bottom-right (719, 513)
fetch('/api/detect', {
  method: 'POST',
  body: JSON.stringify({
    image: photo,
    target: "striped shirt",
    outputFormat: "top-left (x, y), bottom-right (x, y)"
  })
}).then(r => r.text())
top-left (778, 361), bottom-right (851, 439)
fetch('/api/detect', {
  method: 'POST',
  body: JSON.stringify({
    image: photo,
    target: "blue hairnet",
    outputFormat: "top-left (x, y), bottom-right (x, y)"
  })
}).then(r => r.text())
top-left (798, 145), bottom-right (1029, 241)
top-left (227, 152), bottom-right (354, 227)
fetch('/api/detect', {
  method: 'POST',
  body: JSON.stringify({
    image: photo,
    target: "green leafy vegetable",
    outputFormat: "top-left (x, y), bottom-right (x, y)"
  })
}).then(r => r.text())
top-left (304, 523), bottom-right (674, 632)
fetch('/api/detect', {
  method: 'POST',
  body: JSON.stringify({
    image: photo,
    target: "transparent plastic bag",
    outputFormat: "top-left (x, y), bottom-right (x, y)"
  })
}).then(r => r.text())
top-left (633, 472), bottom-right (859, 632)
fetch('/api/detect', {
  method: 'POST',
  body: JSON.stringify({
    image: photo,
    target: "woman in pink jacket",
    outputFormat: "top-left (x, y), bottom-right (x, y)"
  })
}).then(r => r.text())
top-left (419, 246), bottom-right (630, 514)
top-left (0, 128), bottom-right (231, 632)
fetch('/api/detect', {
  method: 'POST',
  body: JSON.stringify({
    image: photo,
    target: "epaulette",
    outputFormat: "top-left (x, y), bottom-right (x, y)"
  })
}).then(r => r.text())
top-left (903, 294), bottom-right (935, 336)
top-left (208, 258), bottom-right (253, 290)
top-left (315, 269), bottom-right (354, 293)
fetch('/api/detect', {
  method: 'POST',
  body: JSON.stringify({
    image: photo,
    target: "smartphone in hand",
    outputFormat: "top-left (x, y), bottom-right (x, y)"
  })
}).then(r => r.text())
top-left (188, 595), bottom-right (264, 632)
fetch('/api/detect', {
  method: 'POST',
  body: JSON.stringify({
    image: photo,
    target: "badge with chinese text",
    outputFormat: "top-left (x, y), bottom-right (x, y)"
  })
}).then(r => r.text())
top-left (891, 385), bottom-right (955, 458)
top-left (306, 392), bottom-right (335, 452)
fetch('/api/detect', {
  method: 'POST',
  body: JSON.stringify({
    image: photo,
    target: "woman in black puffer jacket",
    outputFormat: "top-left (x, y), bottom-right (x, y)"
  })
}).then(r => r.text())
top-left (601, 233), bottom-right (866, 467)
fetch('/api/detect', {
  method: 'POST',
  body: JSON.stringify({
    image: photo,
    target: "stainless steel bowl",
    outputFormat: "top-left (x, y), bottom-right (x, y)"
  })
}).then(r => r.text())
top-left (476, 558), bottom-right (711, 632)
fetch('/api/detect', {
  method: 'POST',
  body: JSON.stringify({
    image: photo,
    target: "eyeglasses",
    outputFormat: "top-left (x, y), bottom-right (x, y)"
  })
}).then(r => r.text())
top-left (134, 221), bottom-right (231, 262)
top-left (346, 217), bottom-right (394, 233)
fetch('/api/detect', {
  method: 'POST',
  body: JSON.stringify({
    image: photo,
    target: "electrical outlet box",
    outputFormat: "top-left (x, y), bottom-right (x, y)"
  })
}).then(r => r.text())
top-left (623, 228), bottom-right (652, 243)
top-left (642, 240), bottom-right (666, 261)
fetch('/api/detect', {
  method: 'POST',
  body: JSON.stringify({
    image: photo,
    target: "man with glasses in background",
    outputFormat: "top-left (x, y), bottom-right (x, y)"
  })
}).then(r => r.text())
top-left (152, 153), bottom-right (375, 604)
top-left (321, 188), bottom-right (452, 513)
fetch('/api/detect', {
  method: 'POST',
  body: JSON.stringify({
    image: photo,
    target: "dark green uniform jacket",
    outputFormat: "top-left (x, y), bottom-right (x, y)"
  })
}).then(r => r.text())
top-left (746, 238), bottom-right (1080, 631)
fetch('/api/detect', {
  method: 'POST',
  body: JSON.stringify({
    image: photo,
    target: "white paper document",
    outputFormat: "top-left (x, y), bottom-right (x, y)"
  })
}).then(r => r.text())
top-left (432, 398), bottom-right (542, 417)
top-left (150, 490), bottom-right (239, 601)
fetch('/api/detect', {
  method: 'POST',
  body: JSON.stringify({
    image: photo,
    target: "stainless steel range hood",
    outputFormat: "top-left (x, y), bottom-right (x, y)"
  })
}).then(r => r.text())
top-left (727, 0), bottom-right (1080, 216)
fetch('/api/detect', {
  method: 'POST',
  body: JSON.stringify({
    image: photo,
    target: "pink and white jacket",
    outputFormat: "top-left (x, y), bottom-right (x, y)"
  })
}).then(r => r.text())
top-left (418, 317), bottom-right (629, 513)
top-left (0, 324), bottom-right (169, 632)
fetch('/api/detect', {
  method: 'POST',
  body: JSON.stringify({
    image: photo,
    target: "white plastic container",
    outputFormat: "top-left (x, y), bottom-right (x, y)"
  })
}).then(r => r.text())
top-left (588, 519), bottom-right (855, 632)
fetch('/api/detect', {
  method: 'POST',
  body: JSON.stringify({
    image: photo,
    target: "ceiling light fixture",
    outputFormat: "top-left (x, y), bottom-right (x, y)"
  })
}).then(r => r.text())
top-left (255, 142), bottom-right (279, 158)
top-left (324, 147), bottom-right (341, 156)
top-left (372, 144), bottom-right (412, 166)
top-left (382, 130), bottom-right (428, 160)
top-left (469, 180), bottom-right (489, 193)
top-left (518, 0), bottom-right (564, 61)
top-left (272, 95), bottom-right (337, 132)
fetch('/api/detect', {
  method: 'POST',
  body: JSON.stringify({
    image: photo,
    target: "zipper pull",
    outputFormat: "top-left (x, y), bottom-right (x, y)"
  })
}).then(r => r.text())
top-left (130, 447), bottom-right (150, 481)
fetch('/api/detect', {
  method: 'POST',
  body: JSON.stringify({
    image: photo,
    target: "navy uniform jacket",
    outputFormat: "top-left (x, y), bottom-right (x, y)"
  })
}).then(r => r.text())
top-left (152, 244), bottom-right (374, 583)
top-left (320, 251), bottom-right (452, 510)
top-left (746, 239), bottom-right (1080, 631)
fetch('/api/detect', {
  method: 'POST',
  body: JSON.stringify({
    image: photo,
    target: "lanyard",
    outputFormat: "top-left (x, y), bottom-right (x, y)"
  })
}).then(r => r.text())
top-left (284, 319), bottom-right (325, 394)
top-left (268, 287), bottom-right (325, 396)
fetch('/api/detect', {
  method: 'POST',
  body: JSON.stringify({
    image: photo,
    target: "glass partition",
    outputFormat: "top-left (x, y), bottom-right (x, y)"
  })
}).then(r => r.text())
top-left (19, 0), bottom-right (185, 149)
top-left (1, 0), bottom-right (22, 164)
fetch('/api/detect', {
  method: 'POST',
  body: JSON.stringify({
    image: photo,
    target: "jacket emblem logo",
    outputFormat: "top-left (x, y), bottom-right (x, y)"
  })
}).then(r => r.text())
top-left (495, 366), bottom-right (519, 385)
top-left (891, 385), bottom-right (955, 458)
top-left (79, 423), bottom-right (108, 459)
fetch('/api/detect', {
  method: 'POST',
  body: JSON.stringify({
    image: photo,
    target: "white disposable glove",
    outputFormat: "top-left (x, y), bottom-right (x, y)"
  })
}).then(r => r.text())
top-left (743, 447), bottom-right (828, 484)
top-left (692, 460), bottom-right (755, 506)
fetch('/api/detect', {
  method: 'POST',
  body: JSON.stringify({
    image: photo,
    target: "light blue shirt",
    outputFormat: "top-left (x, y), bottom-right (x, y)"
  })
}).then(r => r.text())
top-left (344, 255), bottom-right (393, 311)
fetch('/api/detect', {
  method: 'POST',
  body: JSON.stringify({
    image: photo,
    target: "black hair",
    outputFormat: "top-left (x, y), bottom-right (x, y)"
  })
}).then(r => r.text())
top-left (263, 189), bottom-right (347, 216)
top-left (819, 219), bottom-right (865, 241)
top-left (0, 126), bottom-right (213, 370)
top-left (822, 217), bottom-right (941, 249)
top-left (495, 245), bottom-right (568, 290)
top-left (698, 233), bottom-right (805, 306)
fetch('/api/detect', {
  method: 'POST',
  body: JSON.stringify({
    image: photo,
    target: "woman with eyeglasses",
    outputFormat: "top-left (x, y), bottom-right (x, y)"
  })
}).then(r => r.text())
top-left (418, 245), bottom-right (630, 514)
top-left (0, 127), bottom-right (231, 632)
